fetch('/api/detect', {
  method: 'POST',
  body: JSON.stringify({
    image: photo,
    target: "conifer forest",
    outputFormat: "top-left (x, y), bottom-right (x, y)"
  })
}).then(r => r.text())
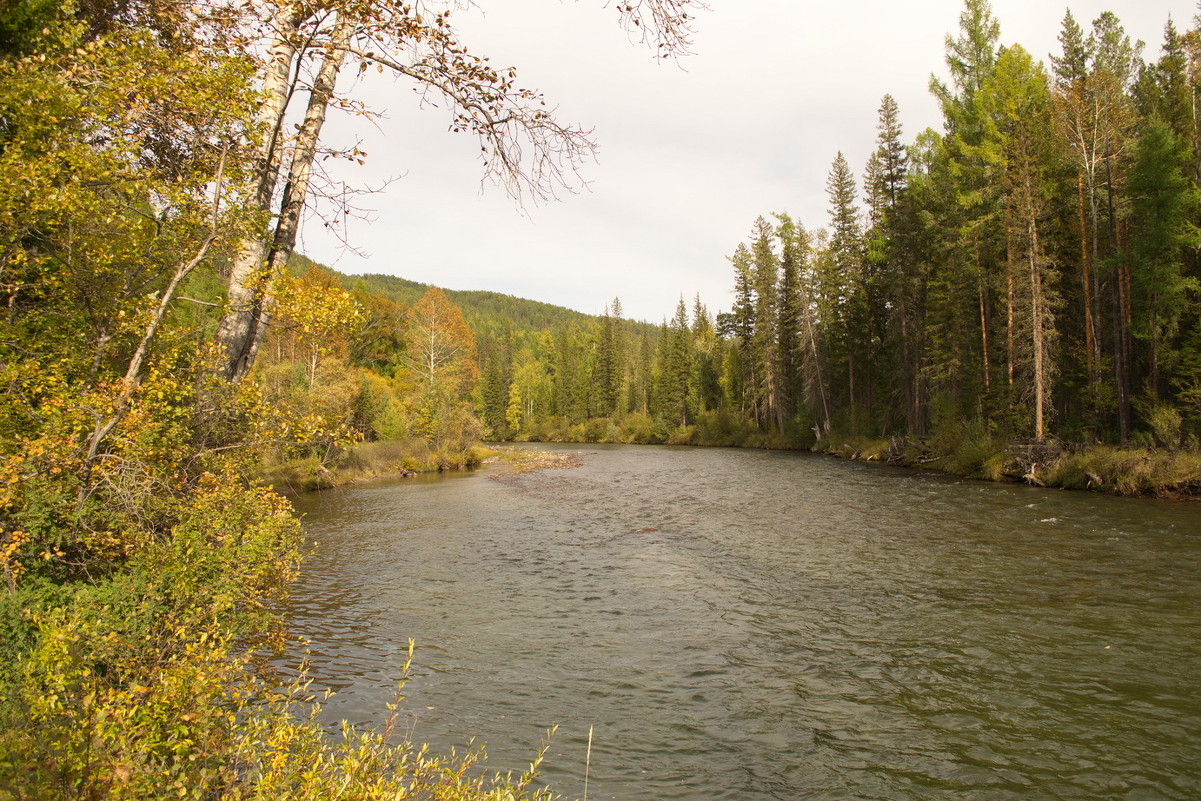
top-left (478, 5), bottom-right (1201, 464)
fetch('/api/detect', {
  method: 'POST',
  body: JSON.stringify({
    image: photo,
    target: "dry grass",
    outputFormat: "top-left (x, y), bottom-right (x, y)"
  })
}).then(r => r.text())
top-left (815, 433), bottom-right (1201, 500)
top-left (1047, 445), bottom-right (1201, 498)
top-left (483, 446), bottom-right (584, 476)
top-left (260, 440), bottom-right (494, 493)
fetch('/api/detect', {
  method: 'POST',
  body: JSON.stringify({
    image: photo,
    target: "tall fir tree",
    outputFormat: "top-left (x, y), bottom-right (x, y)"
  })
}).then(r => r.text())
top-left (932, 0), bottom-right (1004, 422)
top-left (981, 44), bottom-right (1060, 439)
top-left (1125, 119), bottom-right (1201, 400)
top-left (750, 216), bottom-right (783, 431)
top-left (825, 151), bottom-right (867, 428)
top-left (775, 213), bottom-right (807, 421)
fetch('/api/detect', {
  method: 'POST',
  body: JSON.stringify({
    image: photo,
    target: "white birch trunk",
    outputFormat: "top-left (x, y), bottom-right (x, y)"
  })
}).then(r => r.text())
top-left (218, 11), bottom-right (351, 381)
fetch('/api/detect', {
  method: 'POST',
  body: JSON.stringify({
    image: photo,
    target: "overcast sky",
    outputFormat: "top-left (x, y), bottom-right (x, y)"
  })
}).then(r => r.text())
top-left (301, 0), bottom-right (1193, 323)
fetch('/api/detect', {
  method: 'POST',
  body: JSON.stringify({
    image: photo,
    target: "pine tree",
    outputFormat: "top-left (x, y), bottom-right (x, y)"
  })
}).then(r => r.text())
top-left (729, 244), bottom-right (756, 342)
top-left (654, 300), bottom-right (694, 427)
top-left (750, 216), bottom-right (783, 431)
top-left (775, 213), bottom-right (805, 420)
top-left (477, 335), bottom-right (513, 436)
top-left (909, 127), bottom-right (980, 422)
top-left (553, 325), bottom-right (592, 424)
top-left (864, 93), bottom-right (917, 434)
top-left (825, 152), bottom-right (867, 429)
top-left (593, 300), bottom-right (627, 417)
top-left (691, 295), bottom-right (723, 413)
top-left (1125, 119), bottom-right (1201, 400)
top-left (1052, 10), bottom-right (1141, 437)
top-left (864, 94), bottom-right (912, 431)
top-left (931, 0), bottom-right (1004, 421)
top-left (727, 242), bottom-right (756, 419)
top-left (981, 44), bottom-right (1059, 439)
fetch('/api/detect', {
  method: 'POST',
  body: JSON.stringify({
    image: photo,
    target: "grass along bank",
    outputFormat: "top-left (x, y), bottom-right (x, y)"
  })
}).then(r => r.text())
top-left (496, 412), bottom-right (1201, 500)
top-left (813, 431), bottom-right (1201, 500)
top-left (258, 438), bottom-right (495, 493)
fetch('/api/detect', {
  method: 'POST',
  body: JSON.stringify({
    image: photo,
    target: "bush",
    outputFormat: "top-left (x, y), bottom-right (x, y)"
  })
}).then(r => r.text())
top-left (691, 409), bottom-right (756, 447)
top-left (666, 424), bottom-right (696, 445)
top-left (1140, 397), bottom-right (1184, 449)
top-left (618, 412), bottom-right (656, 443)
top-left (583, 417), bottom-right (619, 443)
top-left (1049, 445), bottom-right (1201, 496)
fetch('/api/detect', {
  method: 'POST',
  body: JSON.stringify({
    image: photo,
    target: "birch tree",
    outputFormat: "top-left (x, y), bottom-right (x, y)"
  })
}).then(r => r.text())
top-left (215, 0), bottom-right (703, 381)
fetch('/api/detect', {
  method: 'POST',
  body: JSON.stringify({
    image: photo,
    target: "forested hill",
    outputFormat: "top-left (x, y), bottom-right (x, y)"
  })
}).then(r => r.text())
top-left (355, 273), bottom-right (602, 338)
top-left (291, 253), bottom-right (643, 339)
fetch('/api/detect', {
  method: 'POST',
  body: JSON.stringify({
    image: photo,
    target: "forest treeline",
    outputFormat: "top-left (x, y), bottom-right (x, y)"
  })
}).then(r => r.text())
top-left (472, 2), bottom-right (1201, 482)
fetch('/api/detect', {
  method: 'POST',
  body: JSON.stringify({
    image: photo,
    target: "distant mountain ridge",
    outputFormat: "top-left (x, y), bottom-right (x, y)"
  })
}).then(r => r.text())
top-left (293, 254), bottom-right (653, 339)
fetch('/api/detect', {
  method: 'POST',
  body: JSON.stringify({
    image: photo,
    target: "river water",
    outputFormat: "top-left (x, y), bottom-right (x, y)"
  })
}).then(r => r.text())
top-left (286, 444), bottom-right (1201, 800)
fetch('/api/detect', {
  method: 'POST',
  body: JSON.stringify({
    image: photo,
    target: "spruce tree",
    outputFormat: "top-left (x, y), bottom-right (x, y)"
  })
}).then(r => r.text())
top-left (775, 213), bottom-right (807, 421)
top-left (1125, 119), bottom-right (1201, 400)
top-left (980, 44), bottom-right (1059, 439)
top-left (825, 152), bottom-right (867, 428)
top-left (931, 0), bottom-right (1004, 422)
top-left (750, 216), bottom-right (783, 431)
top-left (865, 94), bottom-right (916, 433)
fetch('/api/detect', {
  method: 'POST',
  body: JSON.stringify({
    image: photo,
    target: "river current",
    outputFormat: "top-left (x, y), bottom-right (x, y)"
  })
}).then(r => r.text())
top-left (286, 444), bottom-right (1201, 800)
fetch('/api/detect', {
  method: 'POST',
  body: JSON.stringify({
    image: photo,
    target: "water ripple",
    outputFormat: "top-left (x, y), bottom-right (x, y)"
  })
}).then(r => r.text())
top-left (286, 444), bottom-right (1201, 800)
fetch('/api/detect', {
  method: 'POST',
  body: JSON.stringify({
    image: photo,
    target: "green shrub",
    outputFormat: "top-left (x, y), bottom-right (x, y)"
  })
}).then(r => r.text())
top-left (666, 425), bottom-right (696, 445)
top-left (618, 412), bottom-right (656, 443)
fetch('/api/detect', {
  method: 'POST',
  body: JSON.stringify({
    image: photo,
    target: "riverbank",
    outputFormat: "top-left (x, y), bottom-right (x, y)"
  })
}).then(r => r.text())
top-left (264, 429), bottom-right (1201, 501)
top-left (260, 441), bottom-right (586, 493)
top-left (813, 433), bottom-right (1201, 500)
top-left (505, 423), bottom-right (1201, 500)
top-left (259, 439), bottom-right (493, 493)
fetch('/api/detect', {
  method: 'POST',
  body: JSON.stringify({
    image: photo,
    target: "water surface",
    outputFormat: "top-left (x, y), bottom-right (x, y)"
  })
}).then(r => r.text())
top-left (287, 444), bottom-right (1201, 800)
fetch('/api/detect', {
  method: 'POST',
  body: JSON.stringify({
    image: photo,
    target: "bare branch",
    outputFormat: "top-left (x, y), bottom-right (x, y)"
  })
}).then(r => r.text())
top-left (349, 43), bottom-right (596, 203)
top-left (614, 0), bottom-right (707, 58)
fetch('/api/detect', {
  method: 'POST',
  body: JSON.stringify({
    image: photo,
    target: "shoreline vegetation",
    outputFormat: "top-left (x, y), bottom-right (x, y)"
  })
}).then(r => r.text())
top-left (812, 435), bottom-right (1201, 500)
top-left (280, 432), bottom-right (1199, 501)
top-left (265, 442), bottom-right (587, 493)
top-left (548, 433), bottom-right (1199, 499)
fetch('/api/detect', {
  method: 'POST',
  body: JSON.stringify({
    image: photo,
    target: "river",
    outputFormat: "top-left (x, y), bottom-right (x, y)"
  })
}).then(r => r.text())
top-left (286, 443), bottom-right (1201, 800)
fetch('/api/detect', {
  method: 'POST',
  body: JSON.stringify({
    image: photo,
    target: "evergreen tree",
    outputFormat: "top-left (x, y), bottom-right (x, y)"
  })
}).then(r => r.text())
top-left (477, 335), bottom-right (513, 436)
top-left (1085, 11), bottom-right (1144, 441)
top-left (631, 326), bottom-right (656, 415)
top-left (593, 301), bottom-right (627, 417)
top-left (1125, 119), bottom-right (1201, 400)
top-left (909, 127), bottom-right (980, 420)
top-left (656, 298), bottom-right (695, 427)
top-left (727, 242), bottom-right (756, 418)
top-left (691, 295), bottom-right (723, 413)
top-left (775, 213), bottom-right (806, 419)
top-left (825, 151), bottom-right (867, 429)
top-left (729, 243), bottom-right (756, 342)
top-left (864, 94), bottom-right (911, 431)
top-left (931, 0), bottom-right (1004, 421)
top-left (1052, 10), bottom-right (1111, 425)
top-left (877, 96), bottom-right (927, 432)
top-left (750, 216), bottom-right (783, 431)
top-left (981, 44), bottom-right (1060, 439)
top-left (553, 325), bottom-right (592, 424)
